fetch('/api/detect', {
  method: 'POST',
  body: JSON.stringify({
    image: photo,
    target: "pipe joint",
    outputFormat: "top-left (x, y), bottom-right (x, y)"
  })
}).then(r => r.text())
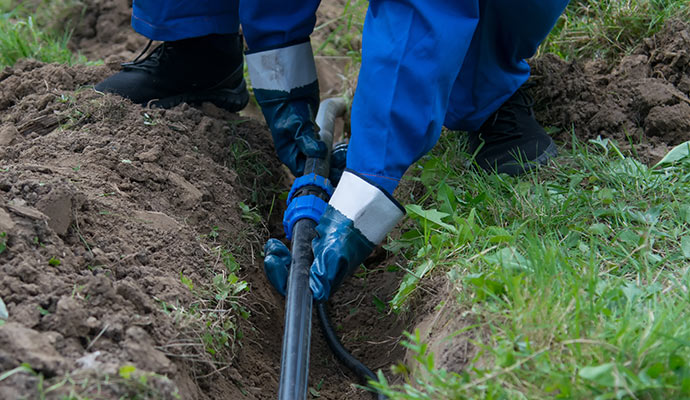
top-left (283, 173), bottom-right (334, 240)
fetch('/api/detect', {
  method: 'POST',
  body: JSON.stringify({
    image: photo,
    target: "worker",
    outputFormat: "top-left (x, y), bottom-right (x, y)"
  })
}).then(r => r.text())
top-left (94, 1), bottom-right (569, 302)
top-left (265, 0), bottom-right (570, 302)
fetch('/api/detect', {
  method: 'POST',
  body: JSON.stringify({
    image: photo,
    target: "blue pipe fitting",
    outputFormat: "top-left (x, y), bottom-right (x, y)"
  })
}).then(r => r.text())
top-left (283, 195), bottom-right (329, 240)
top-left (286, 173), bottom-right (334, 204)
top-left (283, 173), bottom-right (334, 239)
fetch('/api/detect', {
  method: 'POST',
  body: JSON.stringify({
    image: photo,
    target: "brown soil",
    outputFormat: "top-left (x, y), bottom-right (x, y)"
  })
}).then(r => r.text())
top-left (2, 2), bottom-right (688, 400)
top-left (530, 19), bottom-right (690, 164)
top-left (68, 0), bottom-right (147, 64)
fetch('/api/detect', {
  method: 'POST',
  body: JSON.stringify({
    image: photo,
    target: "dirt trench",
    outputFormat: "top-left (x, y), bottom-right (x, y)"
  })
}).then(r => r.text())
top-left (0, 57), bottom-right (412, 399)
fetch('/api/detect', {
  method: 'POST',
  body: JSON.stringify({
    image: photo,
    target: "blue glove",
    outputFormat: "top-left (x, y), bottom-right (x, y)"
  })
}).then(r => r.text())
top-left (309, 171), bottom-right (405, 302)
top-left (246, 42), bottom-right (327, 176)
top-left (264, 238), bottom-right (291, 296)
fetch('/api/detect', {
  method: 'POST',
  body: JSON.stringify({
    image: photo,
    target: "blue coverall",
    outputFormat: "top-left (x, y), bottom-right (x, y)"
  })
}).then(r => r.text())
top-left (131, 0), bottom-right (569, 195)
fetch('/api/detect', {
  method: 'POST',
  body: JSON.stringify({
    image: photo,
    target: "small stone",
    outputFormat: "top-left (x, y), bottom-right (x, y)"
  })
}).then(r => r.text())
top-left (124, 326), bottom-right (175, 374)
top-left (0, 208), bottom-right (15, 232)
top-left (167, 172), bottom-right (203, 209)
top-left (133, 211), bottom-right (179, 232)
top-left (36, 189), bottom-right (73, 237)
top-left (76, 351), bottom-right (101, 370)
top-left (85, 316), bottom-right (99, 329)
top-left (0, 297), bottom-right (8, 320)
top-left (6, 204), bottom-right (48, 221)
top-left (136, 145), bottom-right (161, 162)
top-left (0, 323), bottom-right (66, 374)
top-left (0, 124), bottom-right (18, 146)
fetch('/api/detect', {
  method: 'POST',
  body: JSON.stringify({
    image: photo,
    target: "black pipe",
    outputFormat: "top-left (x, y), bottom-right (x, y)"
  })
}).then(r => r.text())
top-left (316, 302), bottom-right (387, 400)
top-left (278, 217), bottom-right (318, 400)
top-left (277, 101), bottom-right (337, 400)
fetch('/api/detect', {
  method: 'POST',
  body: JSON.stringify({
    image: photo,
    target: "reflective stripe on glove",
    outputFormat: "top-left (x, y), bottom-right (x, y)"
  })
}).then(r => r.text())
top-left (309, 171), bottom-right (405, 302)
top-left (247, 41), bottom-right (327, 176)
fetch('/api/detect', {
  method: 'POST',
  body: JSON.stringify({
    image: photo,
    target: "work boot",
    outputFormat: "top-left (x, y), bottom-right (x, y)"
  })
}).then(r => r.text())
top-left (95, 34), bottom-right (249, 112)
top-left (468, 85), bottom-right (557, 175)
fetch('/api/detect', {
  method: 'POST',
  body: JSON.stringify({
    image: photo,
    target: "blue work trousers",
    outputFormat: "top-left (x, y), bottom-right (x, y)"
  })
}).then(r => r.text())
top-left (131, 0), bottom-right (569, 193)
top-left (349, 0), bottom-right (569, 193)
top-left (131, 0), bottom-right (320, 52)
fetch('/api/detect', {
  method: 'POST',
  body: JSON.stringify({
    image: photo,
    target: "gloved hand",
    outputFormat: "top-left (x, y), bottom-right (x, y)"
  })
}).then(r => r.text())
top-left (264, 171), bottom-right (404, 301)
top-left (309, 171), bottom-right (405, 302)
top-left (246, 42), bottom-right (327, 176)
top-left (264, 238), bottom-right (291, 296)
top-left (263, 201), bottom-right (380, 300)
top-left (329, 141), bottom-right (348, 187)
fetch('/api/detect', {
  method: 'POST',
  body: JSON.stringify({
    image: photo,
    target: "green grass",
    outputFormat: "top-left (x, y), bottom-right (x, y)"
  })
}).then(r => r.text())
top-left (0, 232), bottom-right (7, 254)
top-left (156, 233), bottom-right (250, 377)
top-left (540, 0), bottom-right (690, 60)
top-left (313, 0), bottom-right (367, 61)
top-left (372, 132), bottom-right (690, 399)
top-left (0, 14), bottom-right (85, 69)
top-left (311, 3), bottom-right (690, 398)
top-left (0, 3), bottom-right (88, 69)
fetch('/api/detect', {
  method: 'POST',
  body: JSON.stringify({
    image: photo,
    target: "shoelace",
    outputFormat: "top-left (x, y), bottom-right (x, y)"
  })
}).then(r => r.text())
top-left (133, 40), bottom-right (153, 63)
top-left (484, 86), bottom-right (536, 136)
top-left (121, 40), bottom-right (169, 71)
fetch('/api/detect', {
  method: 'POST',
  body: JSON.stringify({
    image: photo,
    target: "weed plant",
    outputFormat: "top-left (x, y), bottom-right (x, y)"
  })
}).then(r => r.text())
top-left (0, 13), bottom-right (85, 68)
top-left (160, 240), bottom-right (250, 374)
top-left (313, 0), bottom-right (367, 61)
top-left (373, 131), bottom-right (690, 399)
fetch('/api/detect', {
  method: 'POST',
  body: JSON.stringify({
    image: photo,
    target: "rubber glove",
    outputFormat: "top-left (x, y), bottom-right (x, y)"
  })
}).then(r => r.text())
top-left (264, 238), bottom-right (291, 296)
top-left (329, 142), bottom-right (348, 187)
top-left (247, 41), bottom-right (327, 176)
top-left (309, 171), bottom-right (405, 302)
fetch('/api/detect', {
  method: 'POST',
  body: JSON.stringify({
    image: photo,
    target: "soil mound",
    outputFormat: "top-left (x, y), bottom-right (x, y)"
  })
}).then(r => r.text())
top-left (0, 59), bottom-right (283, 398)
top-left (531, 19), bottom-right (690, 163)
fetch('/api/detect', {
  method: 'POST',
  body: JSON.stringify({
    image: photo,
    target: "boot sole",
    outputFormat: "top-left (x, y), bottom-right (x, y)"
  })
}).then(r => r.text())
top-left (495, 141), bottom-right (558, 176)
top-left (152, 79), bottom-right (249, 113)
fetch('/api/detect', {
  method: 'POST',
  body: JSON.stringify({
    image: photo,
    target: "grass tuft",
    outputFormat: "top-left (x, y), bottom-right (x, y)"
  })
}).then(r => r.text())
top-left (376, 131), bottom-right (690, 399)
top-left (0, 13), bottom-right (86, 69)
top-left (540, 0), bottom-right (690, 60)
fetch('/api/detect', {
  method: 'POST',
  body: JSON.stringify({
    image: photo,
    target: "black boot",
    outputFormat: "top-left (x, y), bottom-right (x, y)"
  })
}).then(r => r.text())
top-left (95, 34), bottom-right (249, 112)
top-left (468, 85), bottom-right (557, 175)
